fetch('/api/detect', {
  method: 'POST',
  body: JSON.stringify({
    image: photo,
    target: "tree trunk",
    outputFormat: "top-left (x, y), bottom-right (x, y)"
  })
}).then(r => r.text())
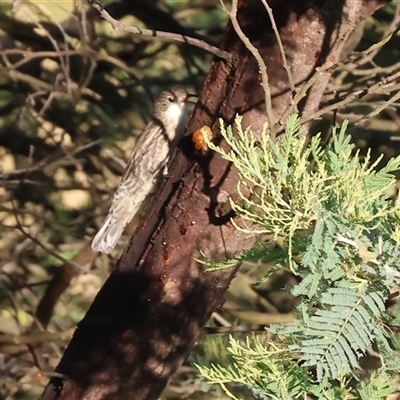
top-left (40, 1), bottom-right (387, 399)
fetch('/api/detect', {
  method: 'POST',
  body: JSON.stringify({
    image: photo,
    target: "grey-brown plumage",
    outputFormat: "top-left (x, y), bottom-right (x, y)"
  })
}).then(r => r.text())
top-left (92, 87), bottom-right (189, 253)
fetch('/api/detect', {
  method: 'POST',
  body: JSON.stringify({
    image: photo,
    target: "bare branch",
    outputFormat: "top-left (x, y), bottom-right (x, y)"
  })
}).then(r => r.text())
top-left (260, 0), bottom-right (295, 94)
top-left (353, 89), bottom-right (400, 126)
top-left (0, 140), bottom-right (102, 179)
top-left (88, 0), bottom-right (233, 63)
top-left (221, 0), bottom-right (275, 126)
top-left (302, 69), bottom-right (400, 124)
top-left (11, 204), bottom-right (92, 274)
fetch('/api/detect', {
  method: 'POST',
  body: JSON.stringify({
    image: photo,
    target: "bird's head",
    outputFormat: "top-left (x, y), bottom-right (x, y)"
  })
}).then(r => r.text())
top-left (154, 87), bottom-right (191, 124)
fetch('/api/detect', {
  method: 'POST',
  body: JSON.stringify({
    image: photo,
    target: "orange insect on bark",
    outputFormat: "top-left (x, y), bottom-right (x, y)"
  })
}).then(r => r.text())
top-left (192, 126), bottom-right (213, 154)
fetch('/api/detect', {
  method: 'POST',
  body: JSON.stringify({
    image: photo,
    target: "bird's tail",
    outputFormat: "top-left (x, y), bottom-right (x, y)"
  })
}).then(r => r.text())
top-left (92, 177), bottom-right (152, 253)
top-left (91, 212), bottom-right (128, 254)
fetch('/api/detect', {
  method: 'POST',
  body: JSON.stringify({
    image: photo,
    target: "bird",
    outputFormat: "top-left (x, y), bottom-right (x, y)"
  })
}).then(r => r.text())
top-left (92, 87), bottom-right (190, 253)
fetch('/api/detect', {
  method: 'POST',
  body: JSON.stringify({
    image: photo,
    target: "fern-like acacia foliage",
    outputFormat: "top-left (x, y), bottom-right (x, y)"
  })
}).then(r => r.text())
top-left (198, 115), bottom-right (400, 399)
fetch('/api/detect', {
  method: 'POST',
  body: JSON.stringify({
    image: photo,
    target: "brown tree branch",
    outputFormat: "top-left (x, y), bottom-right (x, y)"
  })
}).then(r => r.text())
top-left (35, 242), bottom-right (98, 329)
top-left (89, 1), bottom-right (233, 63)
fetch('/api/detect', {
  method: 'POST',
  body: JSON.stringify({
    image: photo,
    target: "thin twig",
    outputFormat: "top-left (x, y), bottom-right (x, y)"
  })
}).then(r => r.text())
top-left (300, 70), bottom-right (400, 125)
top-left (11, 202), bottom-right (91, 273)
top-left (279, 21), bottom-right (400, 129)
top-left (0, 49), bottom-right (86, 69)
top-left (7, 69), bottom-right (57, 91)
top-left (221, 0), bottom-right (275, 126)
top-left (353, 90), bottom-right (400, 126)
top-left (351, 12), bottom-right (400, 69)
top-left (35, 5), bottom-right (73, 98)
top-left (12, 226), bottom-right (91, 274)
top-left (98, 53), bottom-right (142, 79)
top-left (89, 1), bottom-right (233, 63)
top-left (260, 0), bottom-right (295, 93)
top-left (0, 140), bottom-right (102, 178)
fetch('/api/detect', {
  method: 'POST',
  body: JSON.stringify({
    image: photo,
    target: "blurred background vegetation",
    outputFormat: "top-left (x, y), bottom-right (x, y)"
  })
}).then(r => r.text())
top-left (0, 1), bottom-right (400, 399)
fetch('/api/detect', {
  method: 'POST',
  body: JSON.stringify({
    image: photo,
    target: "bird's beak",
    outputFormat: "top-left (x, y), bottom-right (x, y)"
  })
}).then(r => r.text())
top-left (185, 93), bottom-right (198, 104)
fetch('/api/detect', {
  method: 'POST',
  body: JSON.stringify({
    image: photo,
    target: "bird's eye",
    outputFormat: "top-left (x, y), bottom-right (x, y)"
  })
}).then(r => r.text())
top-left (167, 96), bottom-right (174, 103)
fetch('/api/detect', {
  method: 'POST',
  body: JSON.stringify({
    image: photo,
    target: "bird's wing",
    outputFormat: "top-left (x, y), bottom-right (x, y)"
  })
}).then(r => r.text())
top-left (120, 120), bottom-right (164, 183)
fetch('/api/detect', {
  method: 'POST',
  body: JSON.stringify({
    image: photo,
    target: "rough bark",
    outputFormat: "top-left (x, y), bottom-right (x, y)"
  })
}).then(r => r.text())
top-left (40, 1), bottom-right (388, 399)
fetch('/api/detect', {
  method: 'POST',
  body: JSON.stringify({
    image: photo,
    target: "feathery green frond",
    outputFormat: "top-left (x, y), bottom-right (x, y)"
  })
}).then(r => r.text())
top-left (276, 282), bottom-right (389, 380)
top-left (198, 114), bottom-right (400, 398)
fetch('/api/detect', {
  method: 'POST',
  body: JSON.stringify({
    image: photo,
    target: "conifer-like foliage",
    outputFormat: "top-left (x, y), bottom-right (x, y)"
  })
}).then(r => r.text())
top-left (197, 115), bottom-right (400, 399)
